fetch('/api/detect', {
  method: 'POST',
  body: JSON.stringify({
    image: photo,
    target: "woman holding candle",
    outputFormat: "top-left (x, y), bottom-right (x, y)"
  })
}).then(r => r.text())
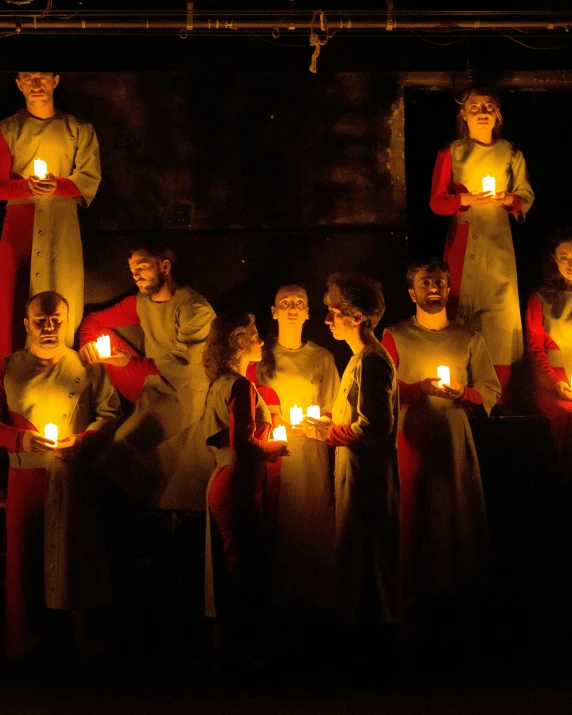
top-left (256, 284), bottom-right (340, 613)
top-left (526, 229), bottom-right (572, 479)
top-left (430, 87), bottom-right (535, 398)
top-left (202, 311), bottom-right (289, 664)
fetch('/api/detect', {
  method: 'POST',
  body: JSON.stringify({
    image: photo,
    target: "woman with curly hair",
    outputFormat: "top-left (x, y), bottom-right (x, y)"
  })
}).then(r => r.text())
top-left (430, 87), bottom-right (535, 399)
top-left (202, 311), bottom-right (289, 662)
top-left (526, 229), bottom-right (572, 479)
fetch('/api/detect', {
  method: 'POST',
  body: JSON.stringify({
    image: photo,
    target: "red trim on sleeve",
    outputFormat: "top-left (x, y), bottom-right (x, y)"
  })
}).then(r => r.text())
top-left (0, 131), bottom-right (33, 200)
top-left (525, 293), bottom-right (560, 389)
top-left (329, 424), bottom-right (361, 447)
top-left (459, 386), bottom-right (484, 406)
top-left (79, 295), bottom-right (140, 346)
top-left (429, 148), bottom-right (466, 216)
top-left (229, 378), bottom-right (283, 461)
top-left (54, 177), bottom-right (82, 198)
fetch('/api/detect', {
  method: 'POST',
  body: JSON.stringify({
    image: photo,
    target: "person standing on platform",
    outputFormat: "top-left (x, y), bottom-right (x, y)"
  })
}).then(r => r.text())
top-left (79, 244), bottom-right (215, 510)
top-left (381, 260), bottom-right (500, 626)
top-left (301, 273), bottom-right (400, 637)
top-left (256, 283), bottom-right (339, 613)
top-left (526, 229), bottom-right (572, 480)
top-left (0, 291), bottom-right (121, 660)
top-left (0, 72), bottom-right (101, 357)
top-left (430, 87), bottom-right (534, 399)
top-left (202, 311), bottom-right (289, 665)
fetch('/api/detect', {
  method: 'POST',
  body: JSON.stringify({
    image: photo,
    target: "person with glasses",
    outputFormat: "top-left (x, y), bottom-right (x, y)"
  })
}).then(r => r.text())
top-left (526, 228), bottom-right (572, 479)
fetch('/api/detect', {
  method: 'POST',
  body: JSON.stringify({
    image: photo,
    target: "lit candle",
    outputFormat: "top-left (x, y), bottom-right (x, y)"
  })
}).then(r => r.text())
top-left (306, 405), bottom-right (321, 419)
top-left (437, 365), bottom-right (451, 388)
top-left (273, 425), bottom-right (287, 442)
top-left (482, 175), bottom-right (495, 194)
top-left (44, 423), bottom-right (58, 444)
top-left (95, 334), bottom-right (111, 358)
top-left (290, 405), bottom-right (304, 426)
top-left (34, 158), bottom-right (48, 180)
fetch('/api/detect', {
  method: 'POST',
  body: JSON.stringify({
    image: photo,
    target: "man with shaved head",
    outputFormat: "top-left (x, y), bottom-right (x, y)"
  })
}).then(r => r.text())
top-left (0, 290), bottom-right (121, 660)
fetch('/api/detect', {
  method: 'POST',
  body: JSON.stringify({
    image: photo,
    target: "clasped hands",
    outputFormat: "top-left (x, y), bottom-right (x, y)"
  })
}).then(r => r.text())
top-left (290, 415), bottom-right (332, 442)
top-left (79, 341), bottom-right (132, 367)
top-left (420, 376), bottom-right (465, 400)
top-left (21, 431), bottom-right (83, 461)
top-left (460, 191), bottom-right (514, 208)
top-left (28, 172), bottom-right (57, 197)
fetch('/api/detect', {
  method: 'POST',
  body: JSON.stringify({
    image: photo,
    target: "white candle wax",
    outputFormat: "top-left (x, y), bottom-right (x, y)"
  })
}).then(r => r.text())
top-left (306, 405), bottom-right (321, 419)
top-left (482, 175), bottom-right (495, 194)
top-left (273, 425), bottom-right (287, 442)
top-left (95, 335), bottom-right (111, 358)
top-left (437, 365), bottom-right (451, 388)
top-left (44, 423), bottom-right (58, 443)
top-left (290, 405), bottom-right (304, 426)
top-left (34, 158), bottom-right (48, 180)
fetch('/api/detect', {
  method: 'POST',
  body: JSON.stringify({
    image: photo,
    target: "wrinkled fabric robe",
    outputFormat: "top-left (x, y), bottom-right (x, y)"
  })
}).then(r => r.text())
top-left (382, 318), bottom-right (500, 596)
top-left (330, 342), bottom-right (400, 624)
top-left (0, 110), bottom-right (101, 355)
top-left (257, 341), bottom-right (339, 610)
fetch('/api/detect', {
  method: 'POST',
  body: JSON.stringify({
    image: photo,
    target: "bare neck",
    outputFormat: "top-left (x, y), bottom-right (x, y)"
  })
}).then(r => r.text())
top-left (277, 324), bottom-right (304, 351)
top-left (469, 127), bottom-right (494, 146)
top-left (415, 307), bottom-right (449, 331)
top-left (26, 101), bottom-right (56, 120)
top-left (29, 344), bottom-right (66, 365)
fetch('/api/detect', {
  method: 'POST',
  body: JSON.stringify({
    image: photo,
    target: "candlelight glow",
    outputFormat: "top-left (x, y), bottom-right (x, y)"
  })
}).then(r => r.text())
top-left (290, 405), bottom-right (303, 426)
top-left (437, 365), bottom-right (451, 388)
top-left (34, 158), bottom-right (48, 179)
top-left (44, 423), bottom-right (58, 443)
top-left (95, 335), bottom-right (111, 358)
top-left (482, 175), bottom-right (495, 194)
top-left (306, 405), bottom-right (321, 419)
top-left (273, 425), bottom-right (287, 442)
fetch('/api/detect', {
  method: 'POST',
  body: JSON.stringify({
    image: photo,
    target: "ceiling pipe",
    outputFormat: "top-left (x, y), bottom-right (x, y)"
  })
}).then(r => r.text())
top-left (0, 10), bottom-right (570, 33)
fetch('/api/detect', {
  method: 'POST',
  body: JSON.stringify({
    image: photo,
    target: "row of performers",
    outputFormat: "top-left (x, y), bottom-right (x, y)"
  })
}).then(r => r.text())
top-left (1, 240), bottom-right (570, 662)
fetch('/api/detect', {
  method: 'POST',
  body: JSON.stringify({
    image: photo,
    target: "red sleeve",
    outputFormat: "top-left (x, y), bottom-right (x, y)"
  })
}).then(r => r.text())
top-left (229, 378), bottom-right (283, 461)
top-left (329, 424), bottom-right (361, 447)
top-left (0, 131), bottom-right (33, 200)
top-left (79, 295), bottom-right (140, 345)
top-left (54, 177), bottom-right (82, 198)
top-left (525, 293), bottom-right (560, 389)
top-left (502, 193), bottom-right (522, 216)
top-left (380, 331), bottom-right (424, 405)
top-left (429, 147), bottom-right (468, 216)
top-left (459, 386), bottom-right (484, 406)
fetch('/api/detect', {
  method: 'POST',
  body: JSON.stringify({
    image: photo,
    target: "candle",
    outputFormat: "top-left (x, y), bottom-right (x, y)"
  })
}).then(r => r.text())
top-left (482, 175), bottom-right (495, 194)
top-left (95, 334), bottom-right (111, 358)
top-left (44, 423), bottom-right (58, 444)
top-left (437, 365), bottom-right (450, 388)
top-left (306, 405), bottom-right (321, 419)
top-left (290, 405), bottom-right (304, 426)
top-left (273, 425), bottom-right (287, 442)
top-left (34, 158), bottom-right (48, 180)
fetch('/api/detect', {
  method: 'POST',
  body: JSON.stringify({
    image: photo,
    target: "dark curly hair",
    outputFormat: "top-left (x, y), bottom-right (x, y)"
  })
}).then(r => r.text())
top-left (324, 272), bottom-right (385, 331)
top-left (203, 311), bottom-right (255, 383)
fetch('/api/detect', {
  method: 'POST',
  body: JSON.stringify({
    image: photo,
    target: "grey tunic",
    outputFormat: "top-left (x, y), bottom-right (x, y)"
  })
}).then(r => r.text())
top-left (331, 342), bottom-right (400, 624)
top-left (98, 286), bottom-right (216, 510)
top-left (385, 317), bottom-right (500, 594)
top-left (1, 109), bottom-right (101, 346)
top-left (3, 348), bottom-right (121, 610)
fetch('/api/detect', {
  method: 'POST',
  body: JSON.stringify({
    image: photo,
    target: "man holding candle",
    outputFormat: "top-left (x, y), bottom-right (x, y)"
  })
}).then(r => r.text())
top-left (79, 243), bottom-right (216, 510)
top-left (0, 290), bottom-right (121, 659)
top-left (0, 71), bottom-right (101, 358)
top-left (380, 260), bottom-right (500, 627)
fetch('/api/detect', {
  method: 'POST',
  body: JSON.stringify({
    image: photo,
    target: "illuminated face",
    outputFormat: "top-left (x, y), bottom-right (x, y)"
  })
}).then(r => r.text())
top-left (128, 249), bottom-right (169, 296)
top-left (25, 296), bottom-right (68, 353)
top-left (324, 301), bottom-right (356, 342)
top-left (462, 93), bottom-right (498, 137)
top-left (236, 321), bottom-right (264, 364)
top-left (554, 240), bottom-right (572, 284)
top-left (408, 269), bottom-right (450, 315)
top-left (271, 285), bottom-right (309, 330)
top-left (16, 72), bottom-right (59, 110)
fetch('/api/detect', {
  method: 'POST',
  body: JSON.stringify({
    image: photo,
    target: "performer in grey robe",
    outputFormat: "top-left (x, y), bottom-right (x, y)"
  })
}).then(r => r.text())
top-left (79, 244), bottom-right (216, 509)
top-left (301, 273), bottom-right (400, 626)
top-left (381, 259), bottom-right (500, 608)
top-left (0, 72), bottom-right (101, 356)
top-left (0, 291), bottom-right (121, 659)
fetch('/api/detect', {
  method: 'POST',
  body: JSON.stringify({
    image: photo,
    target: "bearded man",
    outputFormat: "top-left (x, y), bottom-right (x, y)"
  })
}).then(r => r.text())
top-left (79, 244), bottom-right (215, 509)
top-left (380, 259), bottom-right (500, 615)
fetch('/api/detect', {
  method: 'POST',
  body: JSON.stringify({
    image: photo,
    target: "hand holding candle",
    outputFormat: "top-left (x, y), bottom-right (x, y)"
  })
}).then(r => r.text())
top-left (34, 158), bottom-right (48, 180)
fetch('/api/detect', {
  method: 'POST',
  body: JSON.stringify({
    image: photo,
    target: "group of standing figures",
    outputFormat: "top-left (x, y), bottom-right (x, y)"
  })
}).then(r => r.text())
top-left (0, 73), bottom-right (570, 668)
